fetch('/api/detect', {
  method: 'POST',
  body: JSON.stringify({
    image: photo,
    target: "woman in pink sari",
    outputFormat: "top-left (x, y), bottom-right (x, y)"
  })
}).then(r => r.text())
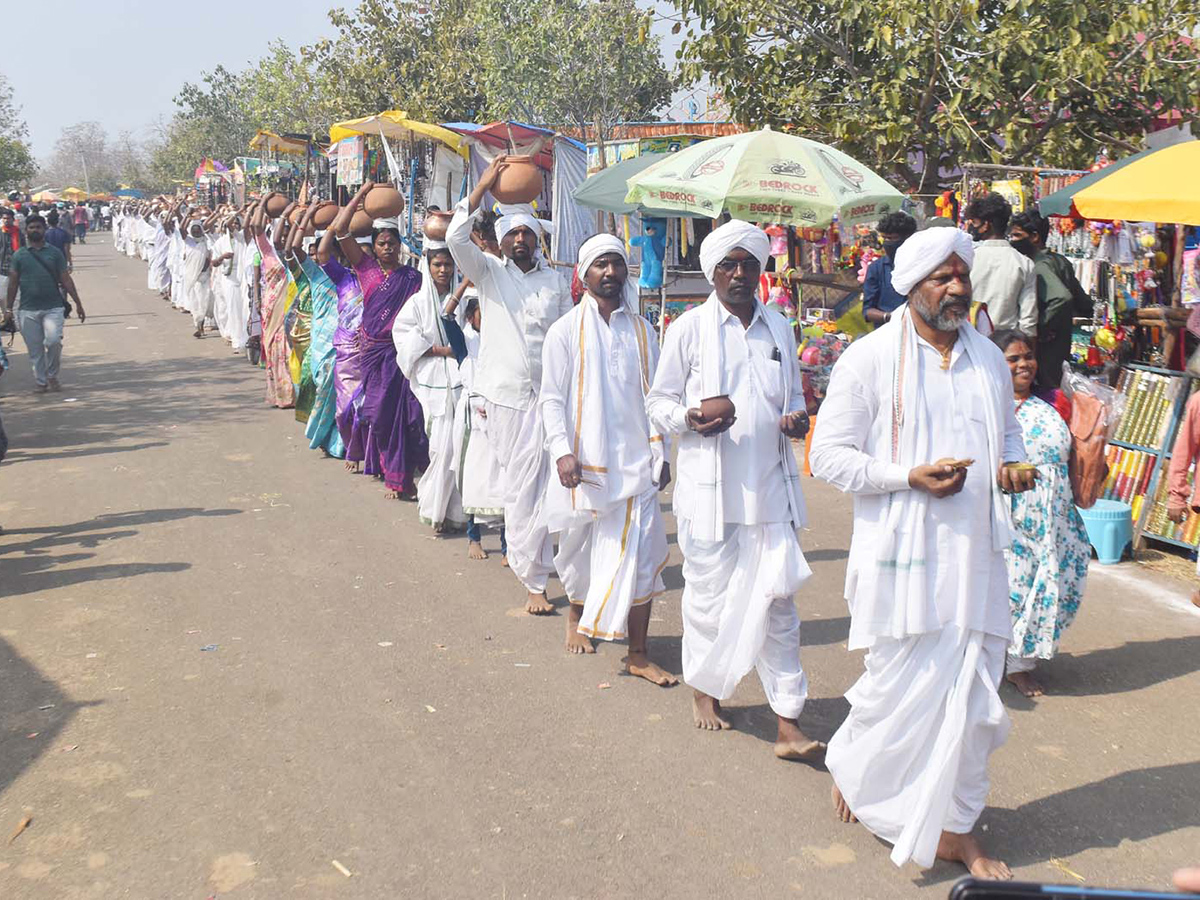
top-left (250, 199), bottom-right (296, 408)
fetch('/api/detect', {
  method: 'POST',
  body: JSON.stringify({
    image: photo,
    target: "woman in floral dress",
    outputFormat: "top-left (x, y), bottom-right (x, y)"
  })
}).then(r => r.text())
top-left (992, 330), bottom-right (1091, 697)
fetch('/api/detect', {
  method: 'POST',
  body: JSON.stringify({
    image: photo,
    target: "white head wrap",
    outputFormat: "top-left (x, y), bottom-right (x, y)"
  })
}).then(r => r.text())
top-left (576, 233), bottom-right (626, 276)
top-left (698, 220), bottom-right (770, 282)
top-left (424, 238), bottom-right (448, 252)
top-left (372, 216), bottom-right (400, 231)
top-left (890, 227), bottom-right (975, 296)
top-left (495, 203), bottom-right (549, 245)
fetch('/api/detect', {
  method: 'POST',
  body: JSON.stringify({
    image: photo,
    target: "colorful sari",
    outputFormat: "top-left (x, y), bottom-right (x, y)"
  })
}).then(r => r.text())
top-left (324, 259), bottom-right (367, 464)
top-left (256, 234), bottom-right (295, 408)
top-left (301, 257), bottom-right (345, 458)
top-left (355, 257), bottom-right (428, 493)
top-left (287, 255), bottom-right (315, 423)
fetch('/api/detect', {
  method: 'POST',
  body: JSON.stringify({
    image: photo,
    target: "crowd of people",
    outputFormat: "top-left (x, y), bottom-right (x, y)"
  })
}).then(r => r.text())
top-left (95, 160), bottom-right (1119, 881)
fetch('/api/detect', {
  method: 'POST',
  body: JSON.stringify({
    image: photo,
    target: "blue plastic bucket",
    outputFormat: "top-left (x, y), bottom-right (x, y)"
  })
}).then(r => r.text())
top-left (1077, 499), bottom-right (1134, 565)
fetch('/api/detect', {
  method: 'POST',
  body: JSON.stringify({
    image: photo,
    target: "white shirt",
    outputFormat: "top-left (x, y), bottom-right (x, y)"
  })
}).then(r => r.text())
top-left (811, 328), bottom-right (1024, 645)
top-left (970, 240), bottom-right (1036, 335)
top-left (446, 198), bottom-right (571, 411)
top-left (647, 299), bottom-right (802, 525)
top-left (541, 297), bottom-right (658, 505)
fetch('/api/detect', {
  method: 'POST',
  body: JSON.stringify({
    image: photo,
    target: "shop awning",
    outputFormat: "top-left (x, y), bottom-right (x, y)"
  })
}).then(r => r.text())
top-left (329, 111), bottom-right (469, 158)
top-left (1037, 147), bottom-right (1159, 218)
top-left (248, 130), bottom-right (312, 156)
top-left (60, 187), bottom-right (88, 201)
top-left (442, 121), bottom-right (554, 169)
top-left (1072, 139), bottom-right (1200, 225)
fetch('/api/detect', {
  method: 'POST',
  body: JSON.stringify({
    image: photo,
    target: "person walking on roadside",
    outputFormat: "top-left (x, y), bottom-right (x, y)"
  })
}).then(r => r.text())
top-left (73, 203), bottom-right (89, 244)
top-left (2, 214), bottom-right (86, 393)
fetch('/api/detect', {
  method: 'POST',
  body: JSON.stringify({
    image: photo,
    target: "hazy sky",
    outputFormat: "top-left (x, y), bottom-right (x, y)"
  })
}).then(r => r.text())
top-left (3, 0), bottom-right (691, 162)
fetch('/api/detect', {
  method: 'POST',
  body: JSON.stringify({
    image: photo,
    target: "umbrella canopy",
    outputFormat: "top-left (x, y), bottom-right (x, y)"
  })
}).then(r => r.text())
top-left (1073, 140), bottom-right (1200, 225)
top-left (624, 127), bottom-right (905, 228)
top-left (248, 130), bottom-right (312, 157)
top-left (60, 187), bottom-right (88, 201)
top-left (194, 158), bottom-right (230, 179)
top-left (113, 188), bottom-right (143, 198)
top-left (1037, 148), bottom-right (1158, 218)
top-left (573, 153), bottom-right (682, 215)
top-left (329, 111), bottom-right (468, 159)
top-left (31, 190), bottom-right (58, 202)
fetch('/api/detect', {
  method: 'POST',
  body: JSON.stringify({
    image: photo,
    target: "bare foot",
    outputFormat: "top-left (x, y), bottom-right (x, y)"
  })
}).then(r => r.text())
top-left (433, 521), bottom-right (446, 535)
top-left (526, 591), bottom-right (554, 615)
top-left (936, 830), bottom-right (1012, 880)
top-left (383, 489), bottom-right (401, 499)
top-left (501, 556), bottom-right (509, 568)
top-left (692, 690), bottom-right (732, 731)
top-left (625, 651), bottom-right (677, 686)
top-left (831, 783), bottom-right (857, 824)
top-left (565, 604), bottom-right (595, 654)
top-left (193, 327), bottom-right (203, 338)
top-left (468, 541), bottom-right (488, 560)
top-left (344, 460), bottom-right (361, 473)
top-left (774, 717), bottom-right (827, 763)
top-left (1006, 671), bottom-right (1043, 697)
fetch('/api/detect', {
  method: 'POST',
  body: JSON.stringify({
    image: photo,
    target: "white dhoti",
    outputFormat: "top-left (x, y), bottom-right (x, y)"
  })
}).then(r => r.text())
top-left (826, 626), bottom-right (1009, 868)
top-left (678, 518), bottom-right (812, 718)
top-left (457, 400), bottom-right (506, 518)
top-left (555, 487), bottom-right (668, 640)
top-left (213, 272), bottom-right (231, 339)
top-left (189, 281), bottom-right (214, 328)
top-left (487, 400), bottom-right (554, 593)
top-left (418, 404), bottom-right (467, 530)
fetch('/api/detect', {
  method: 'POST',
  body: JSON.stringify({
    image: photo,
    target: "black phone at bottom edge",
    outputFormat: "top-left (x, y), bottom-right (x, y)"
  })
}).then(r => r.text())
top-left (950, 876), bottom-right (1188, 899)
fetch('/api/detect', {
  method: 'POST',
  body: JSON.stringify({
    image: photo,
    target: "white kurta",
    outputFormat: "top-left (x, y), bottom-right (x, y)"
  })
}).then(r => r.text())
top-left (182, 235), bottom-right (214, 328)
top-left (970, 240), bottom-right (1036, 335)
top-left (453, 325), bottom-right (506, 518)
top-left (647, 296), bottom-right (812, 716)
top-left (541, 294), bottom-right (669, 640)
top-left (810, 311), bottom-right (1025, 869)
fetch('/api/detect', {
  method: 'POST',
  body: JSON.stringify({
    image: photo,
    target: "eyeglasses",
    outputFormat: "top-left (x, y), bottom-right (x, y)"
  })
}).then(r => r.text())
top-left (715, 257), bottom-right (761, 275)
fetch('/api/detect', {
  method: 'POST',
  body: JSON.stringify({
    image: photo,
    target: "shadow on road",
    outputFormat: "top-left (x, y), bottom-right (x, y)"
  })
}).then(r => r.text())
top-left (1041, 635), bottom-right (1200, 697)
top-left (0, 636), bottom-right (102, 798)
top-left (1, 441), bottom-right (170, 465)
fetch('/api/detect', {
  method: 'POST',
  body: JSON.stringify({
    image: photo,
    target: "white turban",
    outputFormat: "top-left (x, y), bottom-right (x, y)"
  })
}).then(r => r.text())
top-left (576, 233), bottom-right (626, 276)
top-left (372, 216), bottom-right (400, 231)
top-left (495, 203), bottom-right (550, 245)
top-left (699, 219), bottom-right (770, 282)
top-left (890, 227), bottom-right (975, 297)
top-left (424, 238), bottom-right (448, 251)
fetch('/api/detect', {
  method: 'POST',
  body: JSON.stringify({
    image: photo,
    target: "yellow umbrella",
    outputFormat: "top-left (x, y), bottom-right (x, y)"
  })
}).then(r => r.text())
top-left (60, 186), bottom-right (88, 201)
top-left (1073, 140), bottom-right (1200, 225)
top-left (32, 190), bottom-right (58, 202)
top-left (329, 111), bottom-right (469, 159)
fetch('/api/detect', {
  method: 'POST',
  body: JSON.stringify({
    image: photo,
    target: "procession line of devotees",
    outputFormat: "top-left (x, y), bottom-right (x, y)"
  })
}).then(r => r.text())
top-left (108, 156), bottom-right (1094, 882)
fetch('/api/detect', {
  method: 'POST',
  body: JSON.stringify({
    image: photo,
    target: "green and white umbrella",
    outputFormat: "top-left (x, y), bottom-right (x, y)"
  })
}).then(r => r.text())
top-left (623, 127), bottom-right (905, 228)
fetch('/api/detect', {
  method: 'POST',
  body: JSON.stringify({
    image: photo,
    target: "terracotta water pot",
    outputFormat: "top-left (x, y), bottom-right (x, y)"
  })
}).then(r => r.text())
top-left (311, 202), bottom-right (338, 230)
top-left (350, 209), bottom-right (374, 238)
top-left (699, 394), bottom-right (736, 423)
top-left (264, 193), bottom-right (288, 218)
top-left (492, 156), bottom-right (542, 204)
top-left (423, 210), bottom-right (454, 241)
top-left (287, 205), bottom-right (307, 225)
top-left (363, 184), bottom-right (404, 220)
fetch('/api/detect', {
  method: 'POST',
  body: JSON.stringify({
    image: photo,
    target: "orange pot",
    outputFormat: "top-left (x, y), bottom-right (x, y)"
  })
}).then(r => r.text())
top-left (492, 156), bottom-right (542, 204)
top-left (423, 210), bottom-right (454, 241)
top-left (311, 203), bottom-right (338, 230)
top-left (350, 210), bottom-right (374, 238)
top-left (363, 185), bottom-right (404, 220)
top-left (264, 193), bottom-right (288, 218)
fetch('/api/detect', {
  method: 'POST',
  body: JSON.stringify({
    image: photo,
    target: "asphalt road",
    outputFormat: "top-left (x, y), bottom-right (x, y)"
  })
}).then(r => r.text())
top-left (1, 239), bottom-right (1198, 899)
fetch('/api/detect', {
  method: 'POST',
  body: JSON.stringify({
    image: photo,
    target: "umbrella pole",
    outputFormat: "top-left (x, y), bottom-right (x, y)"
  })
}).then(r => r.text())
top-left (659, 285), bottom-right (666, 343)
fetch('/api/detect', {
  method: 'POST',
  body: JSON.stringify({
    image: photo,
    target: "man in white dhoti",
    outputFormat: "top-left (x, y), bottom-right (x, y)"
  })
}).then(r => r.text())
top-left (810, 227), bottom-right (1037, 877)
top-left (446, 156), bottom-right (572, 614)
top-left (646, 220), bottom-right (822, 759)
top-left (541, 234), bottom-right (676, 684)
top-left (182, 220), bottom-right (215, 339)
top-left (393, 238), bottom-right (468, 533)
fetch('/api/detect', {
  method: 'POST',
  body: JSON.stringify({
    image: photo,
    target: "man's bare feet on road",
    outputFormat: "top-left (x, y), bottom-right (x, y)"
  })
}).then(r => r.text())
top-left (625, 652), bottom-right (677, 686)
top-left (344, 460), bottom-right (361, 473)
top-left (774, 717), bottom-right (826, 762)
top-left (501, 556), bottom-right (509, 568)
top-left (832, 783), bottom-right (857, 824)
top-left (468, 541), bottom-right (488, 560)
top-left (526, 591), bottom-right (554, 615)
top-left (936, 830), bottom-right (1012, 880)
top-left (565, 603), bottom-right (595, 653)
top-left (693, 690), bottom-right (732, 730)
top-left (1006, 671), bottom-right (1043, 697)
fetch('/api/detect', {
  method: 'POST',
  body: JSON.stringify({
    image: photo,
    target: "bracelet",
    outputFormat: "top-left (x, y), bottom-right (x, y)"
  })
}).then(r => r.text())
top-left (336, 232), bottom-right (350, 241)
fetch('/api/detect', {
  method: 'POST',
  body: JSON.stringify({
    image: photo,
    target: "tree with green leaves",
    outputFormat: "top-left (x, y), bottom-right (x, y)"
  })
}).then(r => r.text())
top-left (474, 0), bottom-right (674, 143)
top-left (0, 74), bottom-right (36, 190)
top-left (672, 0), bottom-right (1200, 190)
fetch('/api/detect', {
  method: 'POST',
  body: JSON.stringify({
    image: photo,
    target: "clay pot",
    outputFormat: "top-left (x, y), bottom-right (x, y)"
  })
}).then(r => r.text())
top-left (699, 394), bottom-right (736, 423)
top-left (264, 193), bottom-right (288, 218)
top-left (312, 202), bottom-right (338, 230)
top-left (492, 156), bottom-right (542, 204)
top-left (423, 210), bottom-right (454, 241)
top-left (363, 184), bottom-right (404, 220)
top-left (350, 209), bottom-right (374, 238)
top-left (287, 204), bottom-right (307, 225)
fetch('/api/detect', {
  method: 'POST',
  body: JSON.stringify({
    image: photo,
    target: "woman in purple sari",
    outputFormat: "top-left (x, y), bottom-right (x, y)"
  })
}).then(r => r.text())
top-left (331, 183), bottom-right (428, 497)
top-left (317, 228), bottom-right (369, 472)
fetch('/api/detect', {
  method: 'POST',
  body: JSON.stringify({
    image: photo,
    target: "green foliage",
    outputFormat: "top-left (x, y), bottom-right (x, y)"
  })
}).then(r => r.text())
top-left (673, 0), bottom-right (1200, 189)
top-left (0, 74), bottom-right (36, 190)
top-left (472, 0), bottom-right (675, 142)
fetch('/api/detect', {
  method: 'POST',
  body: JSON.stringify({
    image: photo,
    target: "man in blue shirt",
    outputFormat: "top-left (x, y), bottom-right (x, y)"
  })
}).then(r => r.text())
top-left (861, 211), bottom-right (917, 325)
